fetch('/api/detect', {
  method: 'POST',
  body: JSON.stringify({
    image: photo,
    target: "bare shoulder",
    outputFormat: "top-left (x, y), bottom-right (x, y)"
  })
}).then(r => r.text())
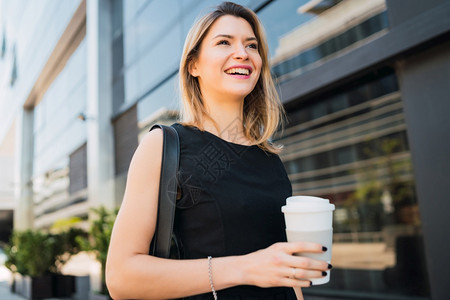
top-left (122, 127), bottom-right (164, 202)
top-left (117, 127), bottom-right (164, 225)
top-left (130, 128), bottom-right (163, 168)
top-left (138, 127), bottom-right (163, 153)
top-left (108, 128), bottom-right (164, 256)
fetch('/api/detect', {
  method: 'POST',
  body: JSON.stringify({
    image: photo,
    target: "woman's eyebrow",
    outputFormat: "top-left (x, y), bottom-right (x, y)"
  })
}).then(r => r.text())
top-left (213, 34), bottom-right (233, 39)
top-left (212, 34), bottom-right (257, 42)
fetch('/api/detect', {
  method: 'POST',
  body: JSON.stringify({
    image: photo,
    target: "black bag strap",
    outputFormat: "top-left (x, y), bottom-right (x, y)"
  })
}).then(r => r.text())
top-left (149, 124), bottom-right (180, 258)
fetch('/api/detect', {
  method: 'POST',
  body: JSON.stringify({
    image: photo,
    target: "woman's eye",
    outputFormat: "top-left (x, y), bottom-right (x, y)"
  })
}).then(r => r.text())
top-left (247, 43), bottom-right (258, 50)
top-left (217, 40), bottom-right (230, 46)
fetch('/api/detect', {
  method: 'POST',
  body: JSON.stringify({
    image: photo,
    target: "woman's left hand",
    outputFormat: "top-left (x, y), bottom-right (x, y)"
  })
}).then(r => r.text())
top-left (237, 241), bottom-right (330, 289)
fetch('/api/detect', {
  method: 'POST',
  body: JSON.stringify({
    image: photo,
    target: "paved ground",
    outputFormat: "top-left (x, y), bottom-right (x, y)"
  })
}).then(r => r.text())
top-left (0, 281), bottom-right (26, 300)
top-left (0, 264), bottom-right (24, 300)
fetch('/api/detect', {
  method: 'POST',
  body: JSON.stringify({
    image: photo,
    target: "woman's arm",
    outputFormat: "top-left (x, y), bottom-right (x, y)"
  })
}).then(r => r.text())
top-left (106, 128), bottom-right (242, 299)
top-left (105, 128), bottom-right (329, 300)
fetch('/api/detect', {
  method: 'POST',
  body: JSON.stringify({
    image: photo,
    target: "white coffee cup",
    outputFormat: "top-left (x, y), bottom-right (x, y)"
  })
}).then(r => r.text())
top-left (281, 196), bottom-right (335, 285)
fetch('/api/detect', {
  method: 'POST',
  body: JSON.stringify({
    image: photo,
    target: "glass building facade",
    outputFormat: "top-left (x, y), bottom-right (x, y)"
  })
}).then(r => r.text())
top-left (2, 0), bottom-right (450, 298)
top-left (278, 69), bottom-right (427, 298)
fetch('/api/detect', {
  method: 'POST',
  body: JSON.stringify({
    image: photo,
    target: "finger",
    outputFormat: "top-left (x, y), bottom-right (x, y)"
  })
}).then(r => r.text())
top-left (284, 267), bottom-right (326, 280)
top-left (285, 255), bottom-right (330, 271)
top-left (283, 241), bottom-right (326, 254)
top-left (278, 277), bottom-right (312, 288)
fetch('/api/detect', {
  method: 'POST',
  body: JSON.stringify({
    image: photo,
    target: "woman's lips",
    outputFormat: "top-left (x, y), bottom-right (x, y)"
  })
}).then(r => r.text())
top-left (224, 65), bottom-right (253, 79)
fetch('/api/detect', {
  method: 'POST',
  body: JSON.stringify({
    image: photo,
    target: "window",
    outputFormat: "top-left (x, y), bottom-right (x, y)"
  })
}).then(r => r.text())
top-left (271, 12), bottom-right (389, 82)
top-left (69, 143), bottom-right (87, 195)
top-left (277, 69), bottom-right (430, 298)
top-left (114, 105), bottom-right (138, 175)
top-left (10, 44), bottom-right (17, 86)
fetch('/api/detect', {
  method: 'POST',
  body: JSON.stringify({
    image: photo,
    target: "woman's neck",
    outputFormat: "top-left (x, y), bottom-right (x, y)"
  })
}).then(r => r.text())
top-left (202, 97), bottom-right (250, 145)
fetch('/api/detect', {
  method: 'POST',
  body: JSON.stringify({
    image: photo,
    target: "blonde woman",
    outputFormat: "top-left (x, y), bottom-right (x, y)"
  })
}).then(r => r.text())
top-left (106, 2), bottom-right (330, 299)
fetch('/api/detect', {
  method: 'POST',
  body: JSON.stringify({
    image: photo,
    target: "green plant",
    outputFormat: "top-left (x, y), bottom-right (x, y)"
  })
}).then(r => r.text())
top-left (51, 227), bottom-right (86, 273)
top-left (51, 216), bottom-right (83, 233)
top-left (50, 217), bottom-right (86, 273)
top-left (77, 206), bottom-right (118, 295)
top-left (8, 230), bottom-right (55, 277)
top-left (4, 226), bottom-right (86, 277)
top-left (3, 241), bottom-right (17, 273)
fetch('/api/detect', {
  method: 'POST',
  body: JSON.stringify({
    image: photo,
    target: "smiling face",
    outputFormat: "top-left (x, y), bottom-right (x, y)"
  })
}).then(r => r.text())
top-left (190, 15), bottom-right (262, 104)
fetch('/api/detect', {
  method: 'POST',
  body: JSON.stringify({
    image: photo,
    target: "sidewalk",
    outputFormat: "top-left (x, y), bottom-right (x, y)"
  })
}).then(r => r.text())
top-left (0, 281), bottom-right (25, 300)
top-left (0, 264), bottom-right (25, 300)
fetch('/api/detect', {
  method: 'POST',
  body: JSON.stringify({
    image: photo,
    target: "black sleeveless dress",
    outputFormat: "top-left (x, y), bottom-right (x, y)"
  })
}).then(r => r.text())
top-left (171, 123), bottom-right (295, 299)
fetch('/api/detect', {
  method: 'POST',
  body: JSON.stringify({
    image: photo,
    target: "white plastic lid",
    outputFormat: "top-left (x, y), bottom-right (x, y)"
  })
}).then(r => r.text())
top-left (282, 196), bottom-right (335, 213)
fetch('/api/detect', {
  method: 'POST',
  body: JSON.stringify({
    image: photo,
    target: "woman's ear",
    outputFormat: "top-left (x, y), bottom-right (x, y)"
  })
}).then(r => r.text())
top-left (188, 60), bottom-right (199, 77)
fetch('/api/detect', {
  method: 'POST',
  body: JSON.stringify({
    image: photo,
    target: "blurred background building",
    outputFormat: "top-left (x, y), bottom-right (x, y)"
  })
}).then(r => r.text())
top-left (0, 0), bottom-right (449, 299)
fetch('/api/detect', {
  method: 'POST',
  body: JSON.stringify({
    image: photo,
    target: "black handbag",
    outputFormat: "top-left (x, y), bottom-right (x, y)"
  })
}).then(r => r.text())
top-left (149, 124), bottom-right (181, 258)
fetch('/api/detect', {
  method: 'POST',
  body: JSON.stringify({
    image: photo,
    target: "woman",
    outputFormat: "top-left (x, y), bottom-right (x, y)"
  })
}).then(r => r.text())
top-left (106, 2), bottom-right (331, 299)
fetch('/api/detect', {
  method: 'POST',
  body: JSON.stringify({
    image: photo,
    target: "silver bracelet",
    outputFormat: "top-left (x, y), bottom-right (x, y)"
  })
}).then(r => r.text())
top-left (207, 256), bottom-right (218, 300)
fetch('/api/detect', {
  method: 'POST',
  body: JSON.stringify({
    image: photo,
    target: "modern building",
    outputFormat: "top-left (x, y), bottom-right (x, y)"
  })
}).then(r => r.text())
top-left (0, 119), bottom-right (14, 244)
top-left (0, 0), bottom-right (449, 299)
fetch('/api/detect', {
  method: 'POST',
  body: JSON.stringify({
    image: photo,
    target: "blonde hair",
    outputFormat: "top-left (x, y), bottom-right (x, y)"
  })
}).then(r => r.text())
top-left (179, 2), bottom-right (284, 153)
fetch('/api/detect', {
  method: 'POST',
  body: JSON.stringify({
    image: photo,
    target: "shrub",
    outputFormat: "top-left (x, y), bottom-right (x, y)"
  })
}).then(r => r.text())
top-left (77, 206), bottom-right (118, 295)
top-left (4, 227), bottom-right (85, 277)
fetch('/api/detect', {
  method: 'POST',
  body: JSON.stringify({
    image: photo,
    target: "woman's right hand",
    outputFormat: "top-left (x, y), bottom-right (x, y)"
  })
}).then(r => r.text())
top-left (239, 241), bottom-right (331, 288)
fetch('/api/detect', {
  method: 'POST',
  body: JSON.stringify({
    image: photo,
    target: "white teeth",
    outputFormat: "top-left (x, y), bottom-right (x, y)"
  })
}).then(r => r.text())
top-left (225, 68), bottom-right (250, 75)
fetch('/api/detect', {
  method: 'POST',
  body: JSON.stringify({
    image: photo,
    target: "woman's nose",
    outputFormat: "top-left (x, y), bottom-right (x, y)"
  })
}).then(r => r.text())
top-left (233, 43), bottom-right (249, 60)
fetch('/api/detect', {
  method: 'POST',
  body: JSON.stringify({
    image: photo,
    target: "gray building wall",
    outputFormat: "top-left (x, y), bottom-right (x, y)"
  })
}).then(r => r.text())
top-left (397, 40), bottom-right (450, 300)
top-left (280, 0), bottom-right (450, 299)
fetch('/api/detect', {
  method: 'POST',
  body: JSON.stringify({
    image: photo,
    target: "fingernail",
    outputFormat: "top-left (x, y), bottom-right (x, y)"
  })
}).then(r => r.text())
top-left (328, 264), bottom-right (333, 269)
top-left (322, 271), bottom-right (327, 276)
top-left (322, 246), bottom-right (328, 252)
top-left (310, 281), bottom-right (313, 287)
